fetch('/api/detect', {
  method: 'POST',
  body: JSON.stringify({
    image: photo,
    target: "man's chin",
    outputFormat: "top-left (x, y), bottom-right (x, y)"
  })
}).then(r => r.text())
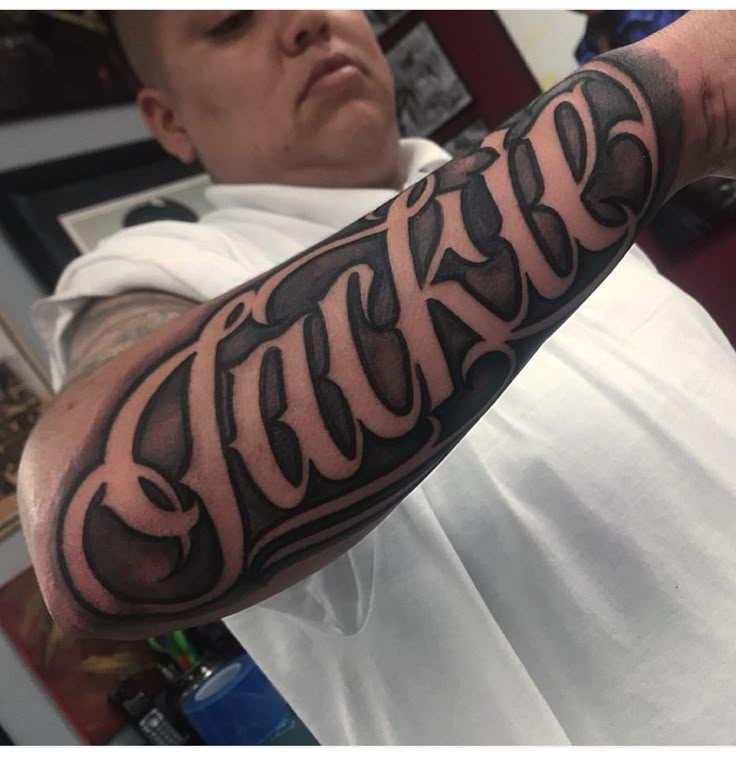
top-left (306, 106), bottom-right (400, 182)
top-left (294, 146), bottom-right (402, 190)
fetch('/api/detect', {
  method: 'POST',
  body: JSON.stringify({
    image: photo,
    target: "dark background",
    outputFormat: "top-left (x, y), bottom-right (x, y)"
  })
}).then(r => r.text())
top-left (0, 11), bottom-right (137, 123)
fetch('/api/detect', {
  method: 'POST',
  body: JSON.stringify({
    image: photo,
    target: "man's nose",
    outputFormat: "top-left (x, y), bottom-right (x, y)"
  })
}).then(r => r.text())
top-left (279, 10), bottom-right (330, 55)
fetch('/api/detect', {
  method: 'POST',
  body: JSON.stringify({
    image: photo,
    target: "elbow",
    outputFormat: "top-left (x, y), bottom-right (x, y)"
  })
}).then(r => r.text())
top-left (44, 592), bottom-right (97, 638)
top-left (35, 572), bottom-right (151, 641)
top-left (16, 437), bottom-right (124, 641)
top-left (16, 380), bottom-right (214, 642)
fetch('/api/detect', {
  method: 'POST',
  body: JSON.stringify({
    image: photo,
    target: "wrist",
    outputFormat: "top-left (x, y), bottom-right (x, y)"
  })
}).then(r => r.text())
top-left (645, 11), bottom-right (736, 185)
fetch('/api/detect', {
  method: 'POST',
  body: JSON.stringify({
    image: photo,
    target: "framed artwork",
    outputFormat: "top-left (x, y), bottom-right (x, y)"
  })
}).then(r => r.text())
top-left (0, 306), bottom-right (51, 541)
top-left (386, 21), bottom-right (472, 138)
top-left (0, 11), bottom-right (136, 124)
top-left (60, 172), bottom-right (211, 255)
top-left (365, 10), bottom-right (410, 37)
top-left (0, 140), bottom-right (209, 293)
top-left (369, 11), bottom-right (541, 146)
top-left (0, 566), bottom-right (162, 744)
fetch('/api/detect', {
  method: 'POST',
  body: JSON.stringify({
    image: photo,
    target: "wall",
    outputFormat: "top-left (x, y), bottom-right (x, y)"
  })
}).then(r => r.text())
top-left (497, 9), bottom-right (587, 91)
top-left (0, 101), bottom-right (149, 745)
top-left (0, 102), bottom-right (150, 357)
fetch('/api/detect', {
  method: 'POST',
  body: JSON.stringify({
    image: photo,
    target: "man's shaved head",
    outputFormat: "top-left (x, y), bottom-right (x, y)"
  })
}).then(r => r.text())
top-left (108, 10), bottom-right (165, 88)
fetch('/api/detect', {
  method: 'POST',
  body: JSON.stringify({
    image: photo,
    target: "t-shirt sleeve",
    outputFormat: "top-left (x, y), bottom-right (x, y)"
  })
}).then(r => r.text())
top-left (31, 221), bottom-right (258, 391)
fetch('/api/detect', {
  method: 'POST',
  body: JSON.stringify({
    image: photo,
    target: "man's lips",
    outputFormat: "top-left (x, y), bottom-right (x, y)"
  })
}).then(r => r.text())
top-left (298, 53), bottom-right (360, 105)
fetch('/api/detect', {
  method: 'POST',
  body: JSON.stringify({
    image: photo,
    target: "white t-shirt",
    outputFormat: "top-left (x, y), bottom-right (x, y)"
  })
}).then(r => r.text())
top-left (34, 138), bottom-right (736, 745)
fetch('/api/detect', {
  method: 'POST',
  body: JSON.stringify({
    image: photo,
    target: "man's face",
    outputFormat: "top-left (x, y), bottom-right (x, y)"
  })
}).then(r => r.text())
top-left (142, 10), bottom-right (402, 188)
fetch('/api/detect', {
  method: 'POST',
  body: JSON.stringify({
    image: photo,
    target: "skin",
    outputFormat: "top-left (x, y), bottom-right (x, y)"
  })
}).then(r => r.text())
top-left (64, 291), bottom-right (197, 384)
top-left (17, 12), bottom-right (736, 639)
top-left (123, 10), bottom-right (403, 188)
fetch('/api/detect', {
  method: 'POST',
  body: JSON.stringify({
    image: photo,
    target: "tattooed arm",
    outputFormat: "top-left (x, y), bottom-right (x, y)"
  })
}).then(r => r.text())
top-left (64, 291), bottom-right (198, 385)
top-left (18, 21), bottom-right (736, 638)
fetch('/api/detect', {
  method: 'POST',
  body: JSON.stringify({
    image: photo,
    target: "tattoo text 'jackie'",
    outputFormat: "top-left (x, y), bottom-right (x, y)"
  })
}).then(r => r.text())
top-left (55, 62), bottom-right (670, 622)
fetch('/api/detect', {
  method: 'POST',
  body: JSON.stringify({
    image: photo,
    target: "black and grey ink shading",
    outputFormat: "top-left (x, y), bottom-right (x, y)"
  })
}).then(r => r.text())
top-left (599, 47), bottom-right (684, 219)
top-left (509, 137), bottom-right (574, 277)
top-left (304, 311), bottom-right (357, 461)
top-left (554, 101), bottom-right (587, 183)
top-left (53, 51), bottom-right (680, 627)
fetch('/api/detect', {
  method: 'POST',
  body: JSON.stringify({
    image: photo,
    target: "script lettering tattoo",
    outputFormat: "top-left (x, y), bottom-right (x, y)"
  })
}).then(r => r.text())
top-left (55, 56), bottom-right (681, 623)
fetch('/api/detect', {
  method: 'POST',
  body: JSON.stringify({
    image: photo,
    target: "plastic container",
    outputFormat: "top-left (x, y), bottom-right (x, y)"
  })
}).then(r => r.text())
top-left (180, 653), bottom-right (290, 745)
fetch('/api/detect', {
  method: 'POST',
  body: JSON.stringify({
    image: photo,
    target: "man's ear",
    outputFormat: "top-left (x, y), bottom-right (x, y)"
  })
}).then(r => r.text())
top-left (136, 87), bottom-right (198, 164)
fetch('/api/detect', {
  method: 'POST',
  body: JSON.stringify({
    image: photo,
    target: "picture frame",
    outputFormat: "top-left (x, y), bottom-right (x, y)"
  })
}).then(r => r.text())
top-left (386, 20), bottom-right (472, 138)
top-left (0, 565), bottom-right (163, 744)
top-left (0, 141), bottom-right (209, 539)
top-left (0, 305), bottom-right (52, 541)
top-left (0, 140), bottom-right (209, 293)
top-left (365, 10), bottom-right (410, 37)
top-left (59, 170), bottom-right (211, 256)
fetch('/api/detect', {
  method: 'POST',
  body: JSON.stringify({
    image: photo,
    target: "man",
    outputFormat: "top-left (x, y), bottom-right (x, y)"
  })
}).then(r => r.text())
top-left (18, 11), bottom-right (736, 744)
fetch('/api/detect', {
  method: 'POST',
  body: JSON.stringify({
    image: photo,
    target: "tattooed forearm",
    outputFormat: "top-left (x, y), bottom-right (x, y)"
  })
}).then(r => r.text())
top-left (41, 51), bottom-right (684, 631)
